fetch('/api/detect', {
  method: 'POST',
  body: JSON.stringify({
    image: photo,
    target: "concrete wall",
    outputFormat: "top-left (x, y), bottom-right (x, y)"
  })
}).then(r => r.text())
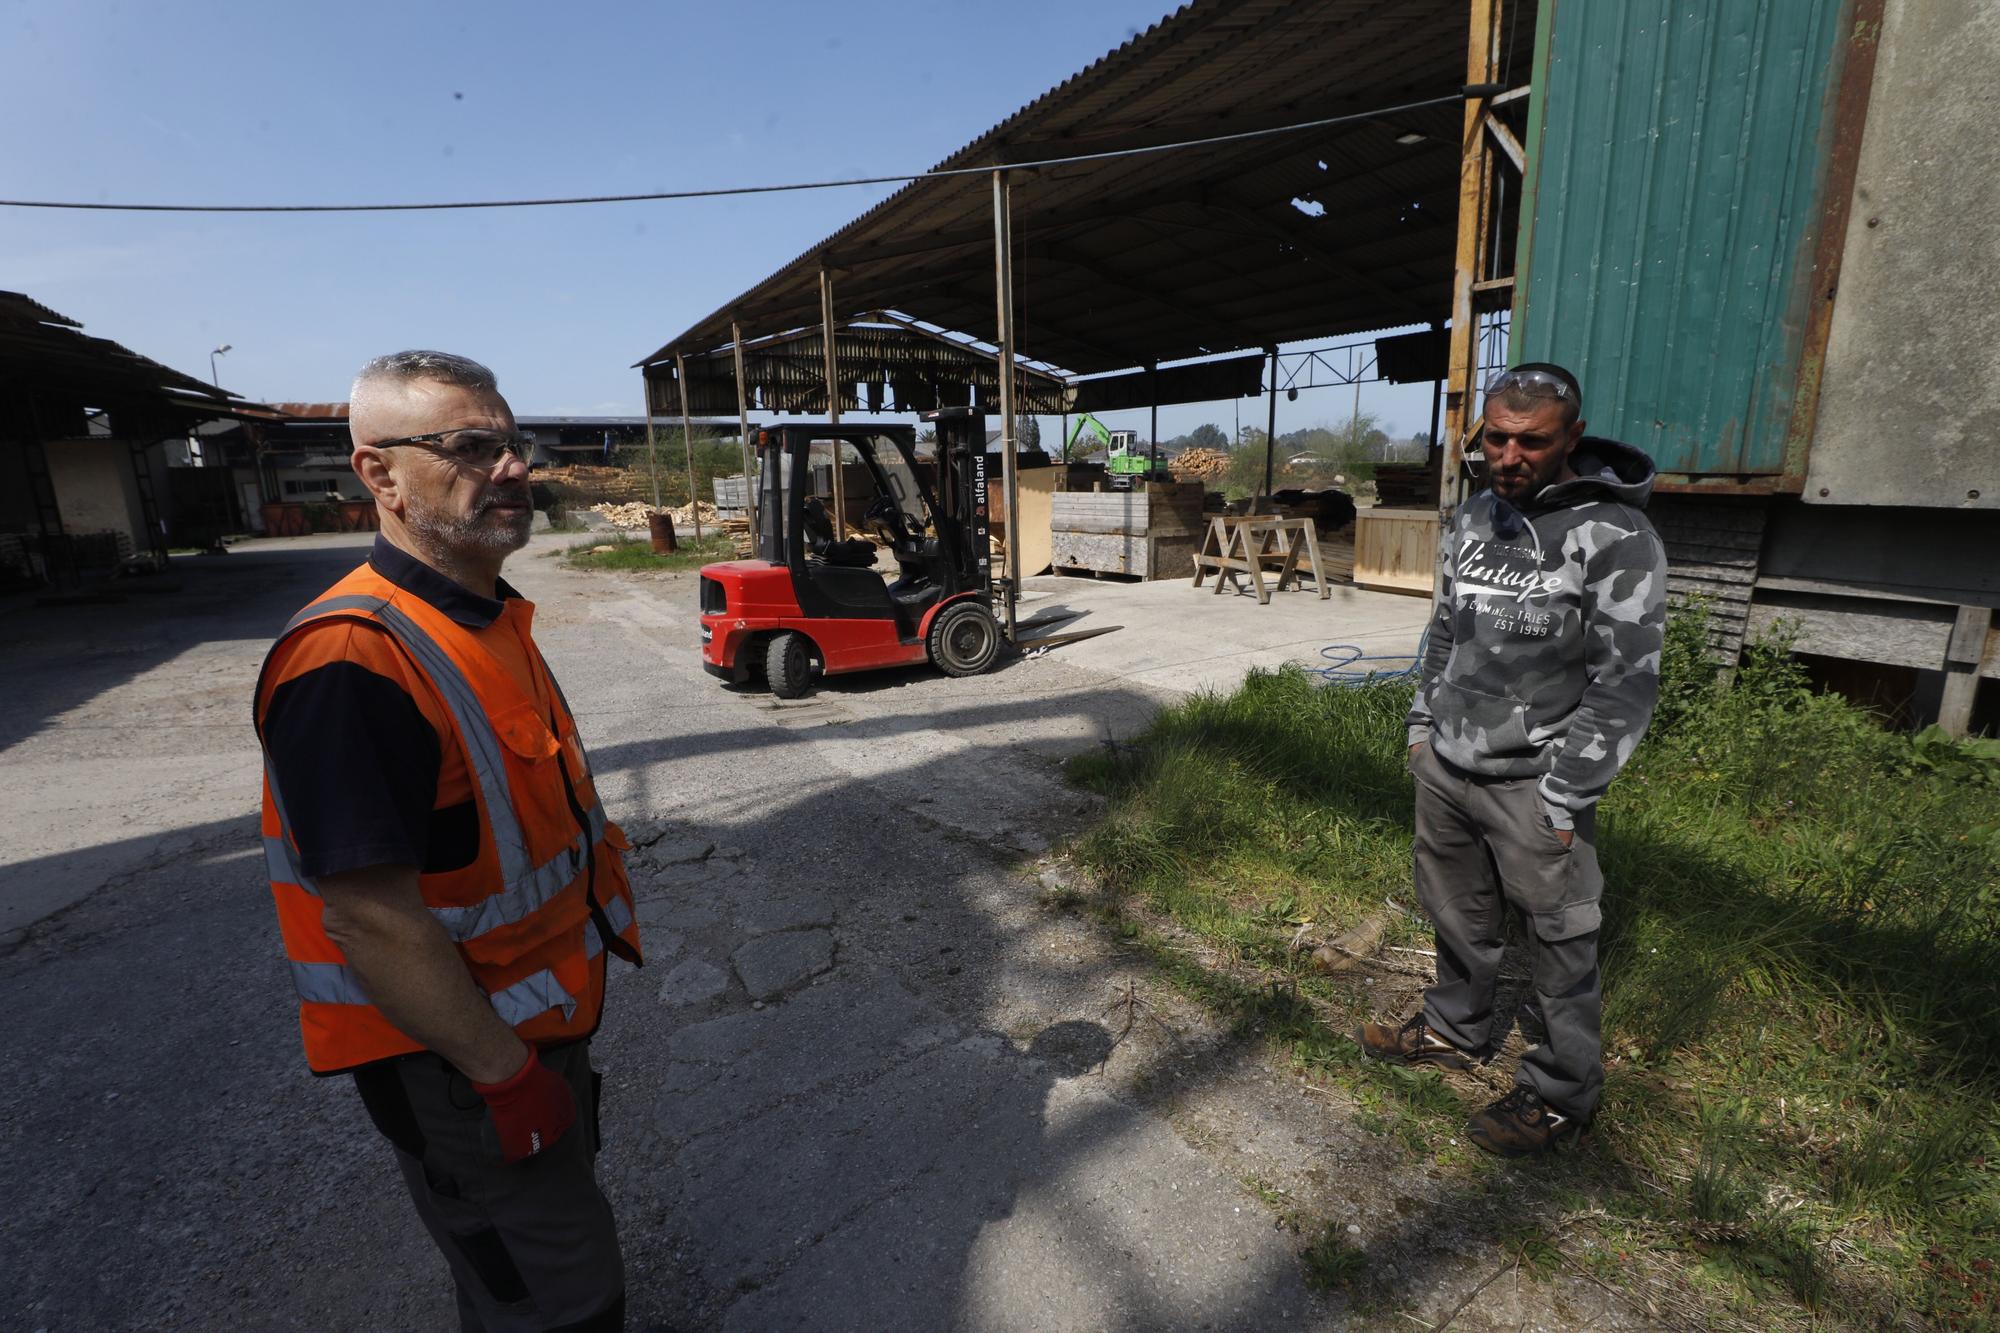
top-left (1805, 0), bottom-right (2000, 510)
top-left (46, 438), bottom-right (143, 543)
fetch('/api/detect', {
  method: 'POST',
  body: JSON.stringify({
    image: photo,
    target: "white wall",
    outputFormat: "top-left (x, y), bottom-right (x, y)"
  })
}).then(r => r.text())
top-left (46, 438), bottom-right (143, 544)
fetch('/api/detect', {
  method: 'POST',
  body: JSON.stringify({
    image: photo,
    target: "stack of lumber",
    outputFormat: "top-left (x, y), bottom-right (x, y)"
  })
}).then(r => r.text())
top-left (1316, 526), bottom-right (1357, 583)
top-left (1371, 463), bottom-right (1437, 509)
top-left (1169, 448), bottom-right (1229, 481)
top-left (1050, 481), bottom-right (1205, 579)
top-left (722, 517), bottom-right (753, 557)
top-left (1270, 488), bottom-right (1358, 538)
top-left (535, 465), bottom-right (654, 506)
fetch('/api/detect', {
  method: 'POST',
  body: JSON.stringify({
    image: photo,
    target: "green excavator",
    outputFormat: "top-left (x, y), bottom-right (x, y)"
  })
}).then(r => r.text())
top-left (1064, 412), bottom-right (1167, 488)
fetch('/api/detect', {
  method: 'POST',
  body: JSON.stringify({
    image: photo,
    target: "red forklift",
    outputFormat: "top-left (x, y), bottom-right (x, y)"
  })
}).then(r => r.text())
top-left (698, 409), bottom-right (1005, 697)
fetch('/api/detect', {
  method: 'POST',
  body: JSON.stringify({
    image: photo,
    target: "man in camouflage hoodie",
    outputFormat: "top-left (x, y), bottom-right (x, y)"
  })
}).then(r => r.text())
top-left (1357, 363), bottom-right (1666, 1156)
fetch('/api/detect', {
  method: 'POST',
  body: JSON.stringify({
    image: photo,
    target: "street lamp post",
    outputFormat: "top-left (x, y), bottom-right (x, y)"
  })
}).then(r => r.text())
top-left (209, 343), bottom-right (232, 388)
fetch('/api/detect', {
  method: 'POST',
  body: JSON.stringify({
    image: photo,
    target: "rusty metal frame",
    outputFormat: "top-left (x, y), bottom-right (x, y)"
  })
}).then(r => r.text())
top-left (1441, 0), bottom-right (1524, 517)
top-left (1775, 0), bottom-right (1888, 494)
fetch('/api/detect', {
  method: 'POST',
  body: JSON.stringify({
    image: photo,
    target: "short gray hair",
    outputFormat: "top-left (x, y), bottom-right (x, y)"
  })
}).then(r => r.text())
top-left (350, 349), bottom-right (497, 402)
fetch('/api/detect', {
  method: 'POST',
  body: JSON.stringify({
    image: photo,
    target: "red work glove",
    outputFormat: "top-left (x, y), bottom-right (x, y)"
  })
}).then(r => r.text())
top-left (473, 1049), bottom-right (577, 1164)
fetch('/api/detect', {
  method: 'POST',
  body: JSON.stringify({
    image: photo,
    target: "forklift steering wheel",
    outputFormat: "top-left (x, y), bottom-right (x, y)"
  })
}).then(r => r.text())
top-left (864, 494), bottom-right (906, 538)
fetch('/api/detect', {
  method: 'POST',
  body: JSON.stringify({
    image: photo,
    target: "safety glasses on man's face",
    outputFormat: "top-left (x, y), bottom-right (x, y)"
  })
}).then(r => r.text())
top-left (1482, 369), bottom-right (1577, 405)
top-left (371, 429), bottom-right (536, 470)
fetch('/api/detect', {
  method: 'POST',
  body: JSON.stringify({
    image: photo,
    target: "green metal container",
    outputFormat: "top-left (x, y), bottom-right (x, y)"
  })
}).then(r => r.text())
top-left (1512, 0), bottom-right (1852, 480)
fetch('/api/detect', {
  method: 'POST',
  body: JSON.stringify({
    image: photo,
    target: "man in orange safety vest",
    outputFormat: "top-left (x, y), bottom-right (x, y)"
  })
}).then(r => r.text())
top-left (255, 350), bottom-right (642, 1331)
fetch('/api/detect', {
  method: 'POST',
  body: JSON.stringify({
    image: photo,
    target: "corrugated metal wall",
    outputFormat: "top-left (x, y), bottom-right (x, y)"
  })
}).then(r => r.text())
top-left (1512, 0), bottom-right (1848, 477)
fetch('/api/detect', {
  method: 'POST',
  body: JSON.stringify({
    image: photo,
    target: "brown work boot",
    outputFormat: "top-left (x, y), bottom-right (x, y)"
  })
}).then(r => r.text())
top-left (1466, 1086), bottom-right (1585, 1157)
top-left (1353, 1013), bottom-right (1481, 1070)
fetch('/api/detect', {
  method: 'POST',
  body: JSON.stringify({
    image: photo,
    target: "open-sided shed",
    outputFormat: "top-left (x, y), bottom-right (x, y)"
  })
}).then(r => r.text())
top-left (639, 0), bottom-right (1532, 378)
top-left (0, 290), bottom-right (280, 583)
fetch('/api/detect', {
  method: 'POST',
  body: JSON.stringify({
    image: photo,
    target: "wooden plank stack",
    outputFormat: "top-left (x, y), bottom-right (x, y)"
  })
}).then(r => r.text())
top-left (1370, 463), bottom-right (1438, 510)
top-left (1049, 482), bottom-right (1205, 579)
top-left (1352, 508), bottom-right (1440, 596)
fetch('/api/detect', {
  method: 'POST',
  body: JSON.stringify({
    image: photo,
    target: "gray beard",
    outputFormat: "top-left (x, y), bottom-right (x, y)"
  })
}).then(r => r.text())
top-left (405, 491), bottom-right (532, 564)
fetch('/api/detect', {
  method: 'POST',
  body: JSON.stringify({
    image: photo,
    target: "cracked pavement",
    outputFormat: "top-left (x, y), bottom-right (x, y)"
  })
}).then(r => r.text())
top-left (0, 533), bottom-right (1638, 1331)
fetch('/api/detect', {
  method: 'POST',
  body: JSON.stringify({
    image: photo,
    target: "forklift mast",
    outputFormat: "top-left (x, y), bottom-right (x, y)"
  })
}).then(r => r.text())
top-left (923, 407), bottom-right (991, 603)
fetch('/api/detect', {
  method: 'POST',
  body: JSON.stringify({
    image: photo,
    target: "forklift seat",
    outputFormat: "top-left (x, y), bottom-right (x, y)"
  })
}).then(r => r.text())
top-left (802, 559), bottom-right (895, 615)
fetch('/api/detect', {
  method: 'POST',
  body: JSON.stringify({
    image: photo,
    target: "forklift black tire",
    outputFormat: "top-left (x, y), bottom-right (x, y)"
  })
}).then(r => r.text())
top-left (927, 601), bottom-right (1001, 677)
top-left (765, 631), bottom-right (814, 698)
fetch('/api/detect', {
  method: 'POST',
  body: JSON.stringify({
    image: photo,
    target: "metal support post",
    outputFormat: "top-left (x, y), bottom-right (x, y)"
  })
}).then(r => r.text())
top-left (731, 319), bottom-right (755, 531)
top-left (991, 168), bottom-right (1020, 641)
top-left (674, 352), bottom-right (703, 541)
top-left (1262, 345), bottom-right (1278, 496)
top-left (1148, 361), bottom-right (1159, 475)
top-left (818, 268), bottom-right (846, 540)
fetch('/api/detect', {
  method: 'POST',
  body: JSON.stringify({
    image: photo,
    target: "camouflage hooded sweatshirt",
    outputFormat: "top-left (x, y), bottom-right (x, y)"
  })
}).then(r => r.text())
top-left (1406, 437), bottom-right (1668, 831)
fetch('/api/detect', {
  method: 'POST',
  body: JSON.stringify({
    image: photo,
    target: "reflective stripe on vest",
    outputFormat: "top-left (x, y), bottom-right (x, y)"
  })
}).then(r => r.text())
top-left (267, 594), bottom-right (608, 944)
top-left (286, 868), bottom-right (635, 1021)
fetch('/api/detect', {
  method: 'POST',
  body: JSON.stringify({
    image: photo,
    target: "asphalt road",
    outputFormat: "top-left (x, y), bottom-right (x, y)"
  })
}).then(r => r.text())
top-left (0, 534), bottom-right (1635, 1332)
top-left (0, 535), bottom-right (1319, 1332)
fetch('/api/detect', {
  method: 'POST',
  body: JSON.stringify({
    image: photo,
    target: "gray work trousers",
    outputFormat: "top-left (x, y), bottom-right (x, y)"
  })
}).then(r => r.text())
top-left (1409, 743), bottom-right (1606, 1120)
top-left (352, 1041), bottom-right (625, 1332)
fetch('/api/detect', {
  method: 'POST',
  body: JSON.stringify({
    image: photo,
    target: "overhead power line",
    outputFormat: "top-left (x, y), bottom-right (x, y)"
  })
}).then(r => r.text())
top-left (0, 94), bottom-right (1463, 215)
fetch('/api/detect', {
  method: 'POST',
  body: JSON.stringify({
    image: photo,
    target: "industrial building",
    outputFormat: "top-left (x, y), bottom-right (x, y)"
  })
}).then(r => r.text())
top-left (637, 0), bottom-right (1994, 732)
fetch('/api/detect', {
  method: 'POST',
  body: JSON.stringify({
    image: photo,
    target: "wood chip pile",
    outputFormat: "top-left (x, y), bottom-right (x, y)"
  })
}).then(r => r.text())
top-left (1170, 448), bottom-right (1230, 481)
top-left (665, 500), bottom-right (723, 529)
top-left (587, 502), bottom-right (658, 531)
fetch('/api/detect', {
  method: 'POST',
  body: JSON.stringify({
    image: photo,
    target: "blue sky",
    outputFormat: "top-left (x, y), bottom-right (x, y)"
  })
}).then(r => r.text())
top-left (1, 0), bottom-right (1440, 441)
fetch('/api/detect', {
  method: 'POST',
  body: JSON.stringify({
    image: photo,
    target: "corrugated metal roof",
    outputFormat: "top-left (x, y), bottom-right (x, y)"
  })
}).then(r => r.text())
top-left (640, 0), bottom-right (1533, 376)
top-left (0, 289), bottom-right (283, 423)
top-left (650, 313), bottom-right (1071, 417)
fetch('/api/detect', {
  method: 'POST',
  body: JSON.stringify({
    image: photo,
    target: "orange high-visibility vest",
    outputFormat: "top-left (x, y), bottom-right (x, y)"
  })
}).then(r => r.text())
top-left (256, 563), bottom-right (643, 1074)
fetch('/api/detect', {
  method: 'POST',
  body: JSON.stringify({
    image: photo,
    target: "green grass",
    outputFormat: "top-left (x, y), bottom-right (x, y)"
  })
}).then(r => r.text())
top-left (561, 532), bottom-right (736, 572)
top-left (1064, 605), bottom-right (2000, 1326)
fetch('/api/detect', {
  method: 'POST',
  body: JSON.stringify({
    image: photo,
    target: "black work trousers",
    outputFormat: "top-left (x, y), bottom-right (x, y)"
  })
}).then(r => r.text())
top-left (1410, 743), bottom-right (1607, 1120)
top-left (353, 1042), bottom-right (625, 1332)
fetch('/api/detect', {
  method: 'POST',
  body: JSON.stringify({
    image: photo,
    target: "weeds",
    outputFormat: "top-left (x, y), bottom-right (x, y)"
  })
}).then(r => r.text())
top-left (1065, 602), bottom-right (2000, 1323)
top-left (562, 532), bottom-right (735, 572)
top-left (1300, 1222), bottom-right (1369, 1291)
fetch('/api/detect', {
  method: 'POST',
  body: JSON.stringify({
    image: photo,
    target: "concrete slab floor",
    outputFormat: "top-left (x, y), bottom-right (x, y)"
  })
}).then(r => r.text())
top-left (1015, 572), bottom-right (1431, 697)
